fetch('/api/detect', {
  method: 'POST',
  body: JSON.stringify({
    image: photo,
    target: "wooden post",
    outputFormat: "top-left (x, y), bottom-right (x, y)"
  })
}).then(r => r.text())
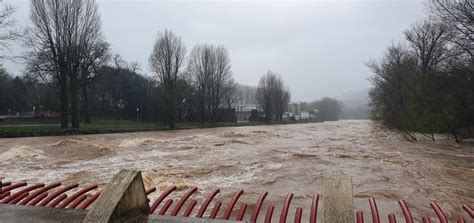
top-left (323, 176), bottom-right (354, 223)
top-left (83, 169), bottom-right (150, 223)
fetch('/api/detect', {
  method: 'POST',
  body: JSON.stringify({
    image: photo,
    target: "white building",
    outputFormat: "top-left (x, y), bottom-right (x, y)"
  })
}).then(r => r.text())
top-left (231, 103), bottom-right (263, 122)
top-left (300, 111), bottom-right (310, 120)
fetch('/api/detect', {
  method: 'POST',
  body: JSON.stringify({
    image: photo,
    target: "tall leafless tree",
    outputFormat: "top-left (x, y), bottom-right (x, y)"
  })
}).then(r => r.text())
top-left (428, 0), bottom-right (473, 141)
top-left (26, 0), bottom-right (104, 128)
top-left (188, 44), bottom-right (214, 123)
top-left (274, 84), bottom-right (291, 121)
top-left (149, 29), bottom-right (186, 129)
top-left (210, 46), bottom-right (232, 122)
top-left (257, 70), bottom-right (291, 122)
top-left (368, 43), bottom-right (425, 141)
top-left (0, 3), bottom-right (22, 59)
top-left (187, 44), bottom-right (233, 123)
top-left (429, 0), bottom-right (473, 57)
top-left (403, 20), bottom-right (451, 73)
top-left (234, 84), bottom-right (258, 104)
top-left (257, 71), bottom-right (275, 122)
top-left (80, 41), bottom-right (109, 124)
top-left (221, 78), bottom-right (237, 108)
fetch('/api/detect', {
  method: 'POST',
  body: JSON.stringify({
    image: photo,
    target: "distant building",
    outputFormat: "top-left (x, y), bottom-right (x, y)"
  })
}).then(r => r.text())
top-left (287, 102), bottom-right (317, 121)
top-left (282, 112), bottom-right (291, 121)
top-left (300, 111), bottom-right (310, 120)
top-left (232, 103), bottom-right (263, 122)
top-left (289, 102), bottom-right (301, 116)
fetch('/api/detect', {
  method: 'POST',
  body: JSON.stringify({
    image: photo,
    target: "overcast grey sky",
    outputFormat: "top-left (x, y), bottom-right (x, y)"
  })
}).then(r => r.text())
top-left (3, 0), bottom-right (426, 101)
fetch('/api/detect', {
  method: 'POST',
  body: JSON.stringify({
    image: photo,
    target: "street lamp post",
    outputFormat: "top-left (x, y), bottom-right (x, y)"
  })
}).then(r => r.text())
top-left (136, 108), bottom-right (140, 122)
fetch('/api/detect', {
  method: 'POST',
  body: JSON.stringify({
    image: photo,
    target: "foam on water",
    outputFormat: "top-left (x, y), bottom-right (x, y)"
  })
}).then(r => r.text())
top-left (0, 146), bottom-right (46, 162)
top-left (0, 120), bottom-right (473, 221)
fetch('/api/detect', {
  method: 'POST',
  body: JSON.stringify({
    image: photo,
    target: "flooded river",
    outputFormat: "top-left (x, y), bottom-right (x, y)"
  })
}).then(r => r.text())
top-left (0, 120), bottom-right (473, 221)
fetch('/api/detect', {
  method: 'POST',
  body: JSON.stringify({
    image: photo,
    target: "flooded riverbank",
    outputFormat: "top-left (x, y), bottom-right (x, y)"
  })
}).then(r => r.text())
top-left (1, 120), bottom-right (473, 221)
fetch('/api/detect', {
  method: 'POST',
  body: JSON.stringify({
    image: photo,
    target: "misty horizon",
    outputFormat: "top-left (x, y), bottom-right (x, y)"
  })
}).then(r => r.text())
top-left (2, 0), bottom-right (426, 101)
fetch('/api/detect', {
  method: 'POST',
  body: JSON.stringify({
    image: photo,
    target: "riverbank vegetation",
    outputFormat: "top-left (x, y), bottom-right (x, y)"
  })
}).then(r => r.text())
top-left (368, 1), bottom-right (473, 142)
top-left (0, 1), bottom-right (292, 130)
top-left (0, 119), bottom-right (320, 138)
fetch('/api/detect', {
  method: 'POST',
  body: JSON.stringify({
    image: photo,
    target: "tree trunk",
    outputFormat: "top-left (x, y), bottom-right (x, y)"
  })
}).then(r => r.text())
top-left (169, 103), bottom-right (176, 129)
top-left (70, 75), bottom-right (81, 129)
top-left (59, 76), bottom-right (68, 129)
top-left (168, 86), bottom-right (176, 130)
top-left (81, 82), bottom-right (91, 124)
top-left (213, 95), bottom-right (220, 123)
top-left (265, 111), bottom-right (271, 123)
top-left (199, 99), bottom-right (206, 125)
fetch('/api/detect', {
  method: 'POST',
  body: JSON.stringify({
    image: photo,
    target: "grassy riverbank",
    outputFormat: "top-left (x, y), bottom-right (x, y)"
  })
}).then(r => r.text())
top-left (0, 119), bottom-right (319, 138)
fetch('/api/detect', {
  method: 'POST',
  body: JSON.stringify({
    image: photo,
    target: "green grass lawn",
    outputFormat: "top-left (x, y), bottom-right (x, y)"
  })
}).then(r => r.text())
top-left (0, 120), bottom-right (168, 137)
top-left (0, 119), bottom-right (320, 138)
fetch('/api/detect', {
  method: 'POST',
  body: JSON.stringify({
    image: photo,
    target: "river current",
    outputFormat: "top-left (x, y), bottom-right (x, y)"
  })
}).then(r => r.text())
top-left (1, 120), bottom-right (473, 221)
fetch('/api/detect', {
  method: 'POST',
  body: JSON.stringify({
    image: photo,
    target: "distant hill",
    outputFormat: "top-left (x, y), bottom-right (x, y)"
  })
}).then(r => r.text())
top-left (336, 89), bottom-right (370, 119)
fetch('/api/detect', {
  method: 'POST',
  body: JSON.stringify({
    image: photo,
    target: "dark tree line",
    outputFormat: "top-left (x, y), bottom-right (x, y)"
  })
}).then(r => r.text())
top-left (313, 98), bottom-right (343, 121)
top-left (0, 1), bottom-right (299, 128)
top-left (1, 59), bottom-right (199, 124)
top-left (368, 0), bottom-right (473, 142)
top-left (0, 64), bottom-right (147, 120)
top-left (296, 97), bottom-right (343, 121)
top-left (0, 69), bottom-right (42, 114)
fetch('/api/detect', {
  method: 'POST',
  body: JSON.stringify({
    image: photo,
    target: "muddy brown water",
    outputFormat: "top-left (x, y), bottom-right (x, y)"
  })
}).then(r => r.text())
top-left (0, 120), bottom-right (473, 222)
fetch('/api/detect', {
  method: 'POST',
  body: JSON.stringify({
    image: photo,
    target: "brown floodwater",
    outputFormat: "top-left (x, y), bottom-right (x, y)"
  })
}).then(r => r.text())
top-left (0, 120), bottom-right (473, 222)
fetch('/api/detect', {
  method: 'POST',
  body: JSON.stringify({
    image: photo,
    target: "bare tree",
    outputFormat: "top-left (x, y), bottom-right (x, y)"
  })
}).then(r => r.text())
top-left (367, 43), bottom-right (421, 141)
top-left (26, 0), bottom-right (104, 129)
top-left (427, 1), bottom-right (473, 141)
top-left (274, 84), bottom-right (291, 121)
top-left (188, 44), bottom-right (214, 123)
top-left (234, 84), bottom-right (258, 104)
top-left (149, 29), bottom-right (186, 129)
top-left (112, 54), bottom-right (126, 70)
top-left (257, 70), bottom-right (290, 122)
top-left (80, 41), bottom-right (110, 124)
top-left (221, 78), bottom-right (237, 108)
top-left (209, 46), bottom-right (232, 123)
top-left (403, 20), bottom-right (451, 73)
top-left (187, 44), bottom-right (233, 123)
top-left (26, 0), bottom-right (68, 128)
top-left (368, 25), bottom-right (471, 142)
top-left (257, 71), bottom-right (275, 122)
top-left (128, 61), bottom-right (141, 73)
top-left (429, 0), bottom-right (473, 57)
top-left (0, 3), bottom-right (22, 59)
